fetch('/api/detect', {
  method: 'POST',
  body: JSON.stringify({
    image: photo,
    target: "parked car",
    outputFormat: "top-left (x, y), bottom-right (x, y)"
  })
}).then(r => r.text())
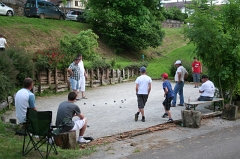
top-left (24, 0), bottom-right (65, 20)
top-left (0, 1), bottom-right (14, 16)
top-left (65, 10), bottom-right (86, 22)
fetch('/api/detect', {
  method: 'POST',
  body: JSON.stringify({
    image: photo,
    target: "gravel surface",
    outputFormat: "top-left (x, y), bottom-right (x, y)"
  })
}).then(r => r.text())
top-left (4, 80), bottom-right (215, 139)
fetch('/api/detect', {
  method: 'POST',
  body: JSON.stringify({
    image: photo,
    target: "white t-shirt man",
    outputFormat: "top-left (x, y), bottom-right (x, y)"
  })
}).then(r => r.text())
top-left (15, 88), bottom-right (36, 123)
top-left (174, 66), bottom-right (188, 82)
top-left (135, 75), bottom-right (152, 94)
top-left (199, 80), bottom-right (215, 97)
top-left (0, 37), bottom-right (7, 49)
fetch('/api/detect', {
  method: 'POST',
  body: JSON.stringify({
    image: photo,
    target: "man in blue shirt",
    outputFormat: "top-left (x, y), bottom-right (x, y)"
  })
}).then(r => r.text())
top-left (15, 78), bottom-right (36, 123)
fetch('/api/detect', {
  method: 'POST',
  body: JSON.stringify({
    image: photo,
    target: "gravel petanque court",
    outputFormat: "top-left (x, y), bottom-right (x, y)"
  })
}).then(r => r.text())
top-left (4, 80), bottom-right (214, 139)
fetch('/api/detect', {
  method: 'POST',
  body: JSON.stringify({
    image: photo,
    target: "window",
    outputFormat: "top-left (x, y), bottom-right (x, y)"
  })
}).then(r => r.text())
top-left (38, 2), bottom-right (45, 8)
top-left (75, 1), bottom-right (84, 7)
top-left (45, 3), bottom-right (52, 9)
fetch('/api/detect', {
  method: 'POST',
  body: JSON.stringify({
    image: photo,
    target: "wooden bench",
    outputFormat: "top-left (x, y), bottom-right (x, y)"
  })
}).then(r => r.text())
top-left (184, 98), bottom-right (224, 112)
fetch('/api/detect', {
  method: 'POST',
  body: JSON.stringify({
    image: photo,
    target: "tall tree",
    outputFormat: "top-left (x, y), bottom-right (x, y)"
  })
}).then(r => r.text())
top-left (86, 0), bottom-right (165, 52)
top-left (184, 0), bottom-right (240, 104)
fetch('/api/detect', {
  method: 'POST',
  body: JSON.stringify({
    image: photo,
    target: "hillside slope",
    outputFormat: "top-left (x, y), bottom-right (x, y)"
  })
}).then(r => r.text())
top-left (0, 16), bottom-right (187, 61)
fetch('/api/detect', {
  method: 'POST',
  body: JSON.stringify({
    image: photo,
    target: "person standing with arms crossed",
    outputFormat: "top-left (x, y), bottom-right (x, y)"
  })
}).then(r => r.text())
top-left (0, 34), bottom-right (9, 51)
top-left (77, 54), bottom-right (88, 99)
top-left (135, 66), bottom-right (152, 122)
top-left (192, 57), bottom-right (202, 88)
top-left (171, 60), bottom-right (188, 107)
top-left (68, 58), bottom-right (81, 100)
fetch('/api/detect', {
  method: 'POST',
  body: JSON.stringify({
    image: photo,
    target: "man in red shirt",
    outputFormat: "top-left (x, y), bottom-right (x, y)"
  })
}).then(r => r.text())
top-left (192, 57), bottom-right (202, 88)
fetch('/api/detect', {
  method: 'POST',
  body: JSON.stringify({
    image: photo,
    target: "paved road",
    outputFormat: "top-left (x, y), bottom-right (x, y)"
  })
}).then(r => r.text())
top-left (82, 118), bottom-right (240, 159)
top-left (127, 119), bottom-right (240, 159)
top-left (4, 80), bottom-right (215, 139)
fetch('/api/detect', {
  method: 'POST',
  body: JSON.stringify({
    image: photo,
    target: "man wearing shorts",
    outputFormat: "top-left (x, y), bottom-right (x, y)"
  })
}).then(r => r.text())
top-left (161, 73), bottom-right (174, 122)
top-left (68, 58), bottom-right (81, 100)
top-left (55, 92), bottom-right (90, 144)
top-left (135, 66), bottom-right (152, 122)
top-left (192, 57), bottom-right (202, 88)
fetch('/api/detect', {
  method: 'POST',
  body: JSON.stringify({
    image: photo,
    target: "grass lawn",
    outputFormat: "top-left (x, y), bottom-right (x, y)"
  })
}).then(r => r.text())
top-left (144, 43), bottom-right (196, 79)
top-left (0, 119), bottom-right (96, 159)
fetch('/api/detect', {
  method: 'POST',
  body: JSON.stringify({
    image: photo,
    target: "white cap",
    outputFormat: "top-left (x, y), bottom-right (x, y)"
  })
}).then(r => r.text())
top-left (174, 60), bottom-right (181, 65)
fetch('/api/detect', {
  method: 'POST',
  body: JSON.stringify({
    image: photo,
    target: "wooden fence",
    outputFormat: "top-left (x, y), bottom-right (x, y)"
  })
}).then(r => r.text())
top-left (34, 68), bottom-right (139, 94)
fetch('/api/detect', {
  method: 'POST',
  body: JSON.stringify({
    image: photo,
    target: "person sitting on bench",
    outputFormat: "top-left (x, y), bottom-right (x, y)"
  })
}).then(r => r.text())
top-left (198, 75), bottom-right (215, 101)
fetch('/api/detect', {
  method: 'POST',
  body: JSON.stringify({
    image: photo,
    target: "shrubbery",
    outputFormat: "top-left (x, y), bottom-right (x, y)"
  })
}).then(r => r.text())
top-left (33, 47), bottom-right (65, 71)
top-left (0, 48), bottom-right (35, 101)
top-left (163, 7), bottom-right (188, 22)
top-left (6, 48), bottom-right (35, 86)
top-left (60, 29), bottom-right (99, 66)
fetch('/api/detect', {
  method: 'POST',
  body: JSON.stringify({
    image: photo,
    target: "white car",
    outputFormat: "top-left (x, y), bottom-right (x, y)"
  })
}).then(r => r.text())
top-left (0, 1), bottom-right (14, 16)
top-left (66, 10), bottom-right (85, 22)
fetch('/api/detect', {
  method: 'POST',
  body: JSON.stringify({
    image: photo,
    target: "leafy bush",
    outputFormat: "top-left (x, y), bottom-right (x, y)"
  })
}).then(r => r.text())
top-left (163, 7), bottom-right (188, 22)
top-left (33, 47), bottom-right (65, 71)
top-left (90, 57), bottom-right (111, 69)
top-left (5, 48), bottom-right (35, 86)
top-left (125, 61), bottom-right (148, 69)
top-left (60, 29), bottom-right (99, 67)
top-left (0, 73), bottom-right (13, 101)
top-left (0, 52), bottom-right (18, 100)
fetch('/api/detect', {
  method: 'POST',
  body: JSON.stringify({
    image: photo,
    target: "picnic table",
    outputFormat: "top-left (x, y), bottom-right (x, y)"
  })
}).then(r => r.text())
top-left (184, 98), bottom-right (224, 112)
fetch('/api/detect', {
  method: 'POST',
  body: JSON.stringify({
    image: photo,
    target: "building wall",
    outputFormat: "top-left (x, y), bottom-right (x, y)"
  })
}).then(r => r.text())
top-left (59, 0), bottom-right (85, 10)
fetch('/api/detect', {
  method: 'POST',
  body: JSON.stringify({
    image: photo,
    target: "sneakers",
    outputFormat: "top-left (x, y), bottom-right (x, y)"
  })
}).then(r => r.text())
top-left (171, 104), bottom-right (176, 107)
top-left (135, 113), bottom-right (139, 121)
top-left (82, 96), bottom-right (87, 99)
top-left (177, 104), bottom-right (184, 106)
top-left (78, 138), bottom-right (91, 144)
top-left (167, 118), bottom-right (173, 123)
top-left (141, 116), bottom-right (145, 122)
top-left (161, 113), bottom-right (168, 118)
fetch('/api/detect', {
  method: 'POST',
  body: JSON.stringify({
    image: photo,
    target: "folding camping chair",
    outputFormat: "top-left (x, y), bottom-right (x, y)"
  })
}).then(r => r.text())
top-left (22, 108), bottom-right (58, 159)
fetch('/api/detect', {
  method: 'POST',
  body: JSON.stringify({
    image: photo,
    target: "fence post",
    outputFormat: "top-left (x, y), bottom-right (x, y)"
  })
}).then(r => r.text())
top-left (48, 69), bottom-right (51, 85)
top-left (122, 69), bottom-right (125, 80)
top-left (127, 68), bottom-right (130, 79)
top-left (90, 69), bottom-right (93, 88)
top-left (37, 71), bottom-right (42, 95)
top-left (54, 68), bottom-right (58, 92)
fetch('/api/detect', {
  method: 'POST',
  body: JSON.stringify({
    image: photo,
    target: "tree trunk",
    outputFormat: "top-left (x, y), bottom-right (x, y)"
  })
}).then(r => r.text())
top-left (181, 110), bottom-right (201, 128)
top-left (54, 131), bottom-right (76, 149)
top-left (222, 104), bottom-right (238, 120)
